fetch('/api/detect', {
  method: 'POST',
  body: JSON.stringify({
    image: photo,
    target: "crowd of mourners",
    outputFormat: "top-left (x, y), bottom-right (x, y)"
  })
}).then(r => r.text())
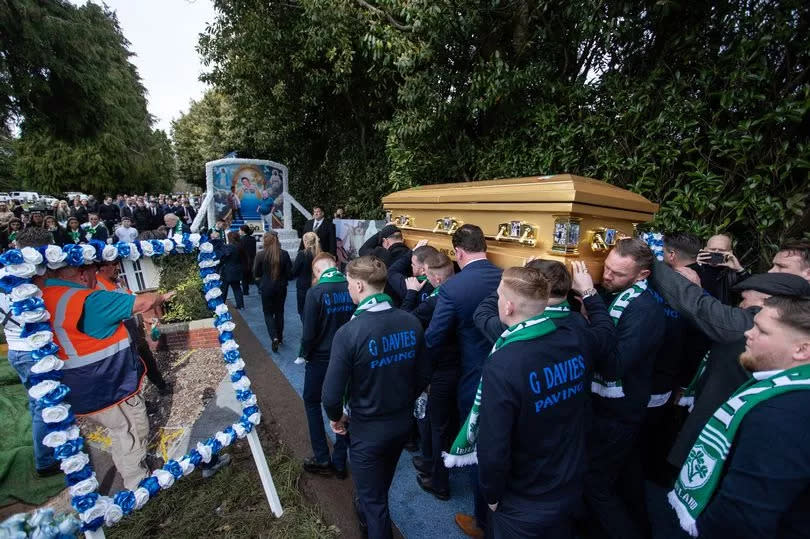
top-left (0, 193), bottom-right (201, 250)
top-left (4, 195), bottom-right (810, 539)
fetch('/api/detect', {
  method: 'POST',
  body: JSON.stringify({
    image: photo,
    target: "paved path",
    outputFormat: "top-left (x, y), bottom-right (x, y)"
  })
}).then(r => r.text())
top-left (236, 283), bottom-right (470, 539)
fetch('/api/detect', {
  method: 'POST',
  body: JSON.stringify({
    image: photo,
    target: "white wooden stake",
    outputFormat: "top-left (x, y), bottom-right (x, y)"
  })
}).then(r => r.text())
top-left (246, 428), bottom-right (284, 517)
top-left (85, 526), bottom-right (105, 539)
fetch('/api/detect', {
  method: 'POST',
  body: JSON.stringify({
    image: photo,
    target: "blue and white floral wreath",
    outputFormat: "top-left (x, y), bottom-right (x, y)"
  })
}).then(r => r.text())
top-left (0, 234), bottom-right (260, 534)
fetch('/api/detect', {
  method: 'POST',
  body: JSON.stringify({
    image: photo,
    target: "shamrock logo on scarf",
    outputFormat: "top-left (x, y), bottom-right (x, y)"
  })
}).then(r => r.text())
top-left (681, 444), bottom-right (715, 490)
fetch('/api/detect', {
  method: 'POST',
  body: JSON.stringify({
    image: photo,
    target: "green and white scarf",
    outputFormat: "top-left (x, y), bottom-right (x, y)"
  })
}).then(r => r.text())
top-left (430, 285), bottom-right (440, 298)
top-left (591, 279), bottom-right (648, 398)
top-left (544, 300), bottom-right (571, 319)
top-left (417, 275), bottom-right (428, 282)
top-left (173, 221), bottom-right (183, 235)
top-left (668, 364), bottom-right (810, 537)
top-left (84, 225), bottom-right (99, 241)
top-left (443, 314), bottom-right (557, 468)
top-left (67, 229), bottom-right (80, 243)
top-left (351, 293), bottom-right (392, 320)
top-left (678, 351), bottom-right (710, 410)
top-left (318, 267), bottom-right (347, 284)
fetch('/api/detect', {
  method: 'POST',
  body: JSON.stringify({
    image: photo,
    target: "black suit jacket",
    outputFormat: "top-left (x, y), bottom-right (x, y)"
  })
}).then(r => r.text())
top-left (302, 218), bottom-right (336, 255)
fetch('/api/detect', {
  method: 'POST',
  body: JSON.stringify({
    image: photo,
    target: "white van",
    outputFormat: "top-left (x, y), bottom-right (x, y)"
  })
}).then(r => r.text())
top-left (10, 191), bottom-right (40, 203)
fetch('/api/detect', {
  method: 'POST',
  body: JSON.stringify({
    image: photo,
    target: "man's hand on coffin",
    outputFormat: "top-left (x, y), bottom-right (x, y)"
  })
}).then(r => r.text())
top-left (405, 277), bottom-right (426, 291)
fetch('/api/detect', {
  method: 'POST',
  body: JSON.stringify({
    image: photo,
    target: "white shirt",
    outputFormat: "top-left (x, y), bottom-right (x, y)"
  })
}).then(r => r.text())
top-left (752, 369), bottom-right (784, 380)
top-left (115, 226), bottom-right (138, 243)
top-left (313, 219), bottom-right (323, 231)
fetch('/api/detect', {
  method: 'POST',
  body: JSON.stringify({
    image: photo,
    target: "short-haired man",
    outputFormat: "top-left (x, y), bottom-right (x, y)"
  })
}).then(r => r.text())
top-left (303, 206), bottom-right (336, 255)
top-left (300, 253), bottom-right (354, 479)
top-left (583, 238), bottom-right (666, 539)
top-left (424, 223), bottom-right (502, 536)
top-left (115, 216), bottom-right (138, 243)
top-left (669, 296), bottom-right (810, 538)
top-left (405, 252), bottom-right (458, 500)
top-left (770, 239), bottom-right (810, 281)
top-left (322, 256), bottom-right (429, 539)
top-left (98, 196), bottom-right (120, 232)
top-left (695, 233), bottom-right (750, 304)
top-left (80, 213), bottom-right (108, 243)
top-left (478, 263), bottom-right (615, 538)
top-left (20, 229), bottom-right (173, 489)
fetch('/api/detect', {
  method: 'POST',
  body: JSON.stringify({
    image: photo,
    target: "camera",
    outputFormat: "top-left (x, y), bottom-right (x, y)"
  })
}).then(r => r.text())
top-left (708, 251), bottom-right (727, 266)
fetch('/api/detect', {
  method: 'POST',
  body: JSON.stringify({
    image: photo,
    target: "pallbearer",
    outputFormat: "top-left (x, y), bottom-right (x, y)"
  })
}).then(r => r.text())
top-left (475, 263), bottom-right (615, 538)
top-left (322, 256), bottom-right (430, 539)
top-left (300, 253), bottom-right (354, 479)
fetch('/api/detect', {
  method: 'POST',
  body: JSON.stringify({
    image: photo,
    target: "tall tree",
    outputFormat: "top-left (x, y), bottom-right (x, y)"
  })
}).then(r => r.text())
top-left (1, 0), bottom-right (175, 195)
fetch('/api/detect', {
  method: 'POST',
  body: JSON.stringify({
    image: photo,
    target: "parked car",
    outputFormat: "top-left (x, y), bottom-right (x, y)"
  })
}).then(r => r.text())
top-left (0, 193), bottom-right (9, 202)
top-left (10, 191), bottom-right (41, 203)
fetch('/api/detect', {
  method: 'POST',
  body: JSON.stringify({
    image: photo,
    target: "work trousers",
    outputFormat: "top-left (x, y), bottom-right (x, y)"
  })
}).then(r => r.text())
top-left (583, 415), bottom-right (644, 539)
top-left (124, 316), bottom-right (166, 391)
top-left (8, 349), bottom-right (57, 470)
top-left (428, 367), bottom-right (458, 492)
top-left (489, 493), bottom-right (577, 539)
top-left (351, 423), bottom-right (410, 539)
top-left (90, 392), bottom-right (149, 491)
top-left (303, 359), bottom-right (348, 470)
top-left (260, 287), bottom-right (286, 342)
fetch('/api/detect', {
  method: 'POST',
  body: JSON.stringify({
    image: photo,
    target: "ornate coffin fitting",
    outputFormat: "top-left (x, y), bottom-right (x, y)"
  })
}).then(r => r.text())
top-left (382, 174), bottom-right (658, 280)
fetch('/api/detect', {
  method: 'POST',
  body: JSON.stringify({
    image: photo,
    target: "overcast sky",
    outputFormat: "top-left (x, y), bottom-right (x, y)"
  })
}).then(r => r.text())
top-left (72, 0), bottom-right (218, 135)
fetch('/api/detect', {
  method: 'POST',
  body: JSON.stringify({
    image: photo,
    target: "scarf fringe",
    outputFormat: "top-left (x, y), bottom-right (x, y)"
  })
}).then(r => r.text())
top-left (677, 395), bottom-right (694, 409)
top-left (441, 451), bottom-right (478, 468)
top-left (667, 490), bottom-right (698, 537)
top-left (590, 382), bottom-right (625, 398)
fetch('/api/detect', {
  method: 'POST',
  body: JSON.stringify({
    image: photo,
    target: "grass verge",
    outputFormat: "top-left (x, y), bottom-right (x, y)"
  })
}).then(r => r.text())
top-left (108, 437), bottom-right (339, 538)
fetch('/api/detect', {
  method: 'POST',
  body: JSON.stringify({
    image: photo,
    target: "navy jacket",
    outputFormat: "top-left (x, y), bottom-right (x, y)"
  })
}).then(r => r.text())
top-left (217, 243), bottom-right (244, 283)
top-left (697, 390), bottom-right (810, 538)
top-left (322, 306), bottom-right (430, 439)
top-left (593, 287), bottom-right (666, 423)
top-left (478, 295), bottom-right (616, 505)
top-left (300, 280), bottom-right (354, 361)
top-left (425, 258), bottom-right (503, 414)
top-left (291, 250), bottom-right (315, 290)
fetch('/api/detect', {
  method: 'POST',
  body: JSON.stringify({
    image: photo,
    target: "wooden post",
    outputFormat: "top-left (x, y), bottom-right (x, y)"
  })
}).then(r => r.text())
top-left (246, 428), bottom-right (284, 517)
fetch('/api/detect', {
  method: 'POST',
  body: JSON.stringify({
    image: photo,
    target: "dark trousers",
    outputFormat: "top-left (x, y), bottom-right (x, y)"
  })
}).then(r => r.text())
top-left (222, 280), bottom-right (244, 309)
top-left (583, 415), bottom-right (643, 539)
top-left (261, 288), bottom-right (286, 342)
top-left (489, 493), bottom-right (577, 539)
top-left (428, 367), bottom-right (458, 492)
top-left (242, 268), bottom-right (252, 295)
top-left (459, 384), bottom-right (488, 530)
top-left (296, 286), bottom-right (307, 321)
top-left (124, 316), bottom-right (166, 391)
top-left (351, 426), bottom-right (409, 539)
top-left (303, 360), bottom-right (348, 470)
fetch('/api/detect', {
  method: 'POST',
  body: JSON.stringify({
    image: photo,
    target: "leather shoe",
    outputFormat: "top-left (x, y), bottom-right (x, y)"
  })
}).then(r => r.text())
top-left (417, 473), bottom-right (449, 501)
top-left (302, 457), bottom-right (332, 476)
top-left (332, 465), bottom-right (347, 480)
top-left (412, 455), bottom-right (431, 475)
top-left (455, 513), bottom-right (484, 538)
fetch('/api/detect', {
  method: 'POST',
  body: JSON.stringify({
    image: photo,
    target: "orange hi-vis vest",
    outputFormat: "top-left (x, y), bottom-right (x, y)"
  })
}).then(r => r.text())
top-left (42, 285), bottom-right (142, 415)
top-left (96, 274), bottom-right (132, 294)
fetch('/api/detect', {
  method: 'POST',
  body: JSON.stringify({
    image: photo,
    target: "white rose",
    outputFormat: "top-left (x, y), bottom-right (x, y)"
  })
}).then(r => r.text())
top-left (203, 273), bottom-right (221, 283)
top-left (172, 233), bottom-right (183, 244)
top-left (232, 377), bottom-right (251, 391)
top-left (200, 242), bottom-right (214, 253)
top-left (45, 245), bottom-right (66, 263)
top-left (10, 283), bottom-right (41, 301)
top-left (139, 241), bottom-right (154, 257)
top-left (133, 487), bottom-right (150, 510)
top-left (232, 422), bottom-right (247, 439)
top-left (19, 309), bottom-right (49, 323)
top-left (41, 404), bottom-right (70, 423)
top-left (69, 474), bottom-right (99, 497)
top-left (247, 411), bottom-right (261, 425)
top-left (152, 468), bottom-right (175, 489)
top-left (179, 457), bottom-right (195, 476)
top-left (196, 442), bottom-right (213, 464)
top-left (217, 321), bottom-right (235, 332)
top-left (31, 355), bottom-right (62, 374)
top-left (215, 304), bottom-right (228, 316)
top-left (42, 430), bottom-right (68, 448)
top-left (225, 359), bottom-right (245, 374)
top-left (127, 243), bottom-right (140, 261)
top-left (104, 503), bottom-right (124, 526)
top-left (102, 244), bottom-right (119, 262)
top-left (25, 330), bottom-right (53, 348)
top-left (221, 340), bottom-right (239, 352)
top-left (20, 246), bottom-right (43, 265)
top-left (189, 233), bottom-right (201, 246)
top-left (81, 244), bottom-right (97, 263)
top-left (60, 451), bottom-right (90, 474)
top-left (161, 239), bottom-right (174, 253)
top-left (28, 380), bottom-right (59, 400)
top-left (215, 430), bottom-right (234, 448)
top-left (204, 288), bottom-right (222, 301)
top-left (6, 262), bottom-right (37, 278)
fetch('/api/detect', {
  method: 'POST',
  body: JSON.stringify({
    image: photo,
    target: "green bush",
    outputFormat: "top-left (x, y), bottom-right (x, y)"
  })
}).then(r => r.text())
top-left (155, 254), bottom-right (211, 323)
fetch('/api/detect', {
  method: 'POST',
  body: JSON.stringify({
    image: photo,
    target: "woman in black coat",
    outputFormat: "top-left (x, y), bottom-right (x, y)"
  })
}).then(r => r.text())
top-left (44, 215), bottom-right (69, 246)
top-left (254, 231), bottom-right (291, 352)
top-left (290, 231), bottom-right (321, 321)
top-left (218, 230), bottom-right (245, 309)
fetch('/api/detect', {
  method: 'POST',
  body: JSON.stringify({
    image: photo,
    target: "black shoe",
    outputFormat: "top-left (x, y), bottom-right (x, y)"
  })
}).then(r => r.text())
top-left (332, 465), bottom-right (347, 480)
top-left (417, 473), bottom-right (450, 501)
top-left (403, 439), bottom-right (419, 453)
top-left (271, 339), bottom-right (279, 352)
top-left (412, 455), bottom-right (431, 475)
top-left (158, 382), bottom-right (174, 396)
top-left (302, 457), bottom-right (332, 476)
top-left (36, 462), bottom-right (62, 478)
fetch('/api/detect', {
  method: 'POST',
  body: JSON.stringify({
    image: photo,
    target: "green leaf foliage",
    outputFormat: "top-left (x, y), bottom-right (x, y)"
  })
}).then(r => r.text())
top-left (185, 0), bottom-right (809, 269)
top-left (1, 0), bottom-right (175, 195)
top-left (156, 254), bottom-right (210, 323)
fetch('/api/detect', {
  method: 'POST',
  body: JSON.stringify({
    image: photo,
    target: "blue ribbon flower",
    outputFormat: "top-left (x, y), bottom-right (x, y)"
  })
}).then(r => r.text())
top-left (46, 412), bottom-right (77, 432)
top-left (223, 426), bottom-right (237, 442)
top-left (54, 438), bottom-right (84, 460)
top-left (64, 245), bottom-right (85, 267)
top-left (239, 418), bottom-right (255, 434)
top-left (41, 384), bottom-right (71, 406)
top-left (114, 490), bottom-right (137, 515)
top-left (223, 350), bottom-right (240, 363)
top-left (0, 275), bottom-right (29, 293)
top-left (164, 459), bottom-right (183, 479)
top-left (188, 449), bottom-right (203, 466)
top-left (149, 239), bottom-right (165, 255)
top-left (66, 466), bottom-right (94, 485)
top-left (138, 476), bottom-right (161, 497)
top-left (199, 267), bottom-right (217, 277)
top-left (115, 242), bottom-right (131, 259)
top-left (230, 370), bottom-right (245, 383)
top-left (218, 331), bottom-right (234, 343)
top-left (0, 249), bottom-right (24, 266)
top-left (88, 239), bottom-right (106, 260)
top-left (12, 297), bottom-right (45, 315)
top-left (32, 342), bottom-right (60, 359)
top-left (20, 321), bottom-right (51, 338)
top-left (204, 436), bottom-right (223, 455)
top-left (28, 369), bottom-right (63, 386)
top-left (206, 298), bottom-right (223, 311)
top-left (71, 492), bottom-right (99, 513)
top-left (203, 280), bottom-right (222, 293)
top-left (81, 516), bottom-right (105, 532)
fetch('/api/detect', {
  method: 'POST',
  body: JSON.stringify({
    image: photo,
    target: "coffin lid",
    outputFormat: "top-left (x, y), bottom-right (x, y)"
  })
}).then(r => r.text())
top-left (382, 174), bottom-right (658, 215)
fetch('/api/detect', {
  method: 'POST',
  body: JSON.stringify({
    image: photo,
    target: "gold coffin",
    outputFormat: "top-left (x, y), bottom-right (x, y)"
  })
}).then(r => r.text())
top-left (381, 174), bottom-right (658, 279)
